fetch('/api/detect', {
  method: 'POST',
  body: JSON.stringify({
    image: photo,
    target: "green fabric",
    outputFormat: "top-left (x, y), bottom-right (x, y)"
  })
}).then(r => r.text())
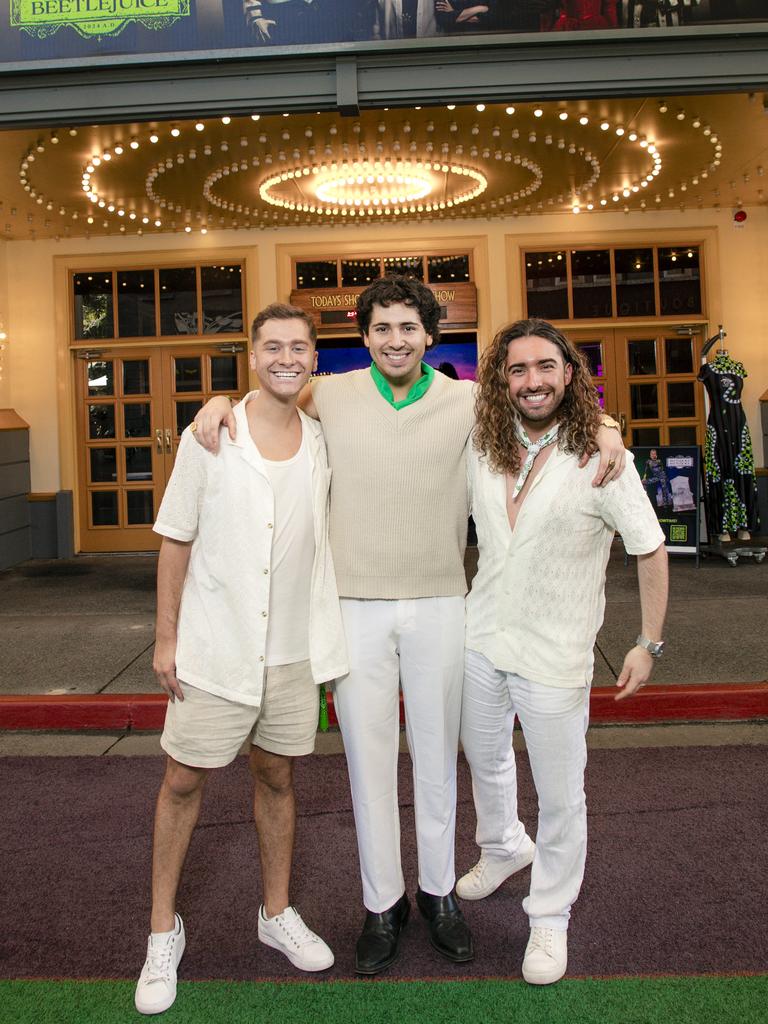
top-left (370, 360), bottom-right (434, 410)
top-left (4, 976), bottom-right (767, 1024)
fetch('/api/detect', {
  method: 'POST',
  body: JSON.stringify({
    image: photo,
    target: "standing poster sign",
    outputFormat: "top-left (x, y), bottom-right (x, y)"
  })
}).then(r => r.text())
top-left (632, 445), bottom-right (700, 556)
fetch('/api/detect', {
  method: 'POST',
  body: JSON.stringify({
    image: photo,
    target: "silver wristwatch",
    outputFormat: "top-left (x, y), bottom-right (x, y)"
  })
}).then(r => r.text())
top-left (635, 635), bottom-right (664, 658)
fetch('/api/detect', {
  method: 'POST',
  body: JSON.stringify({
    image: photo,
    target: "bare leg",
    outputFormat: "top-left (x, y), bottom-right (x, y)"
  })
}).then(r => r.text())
top-left (150, 756), bottom-right (208, 933)
top-left (250, 745), bottom-right (295, 917)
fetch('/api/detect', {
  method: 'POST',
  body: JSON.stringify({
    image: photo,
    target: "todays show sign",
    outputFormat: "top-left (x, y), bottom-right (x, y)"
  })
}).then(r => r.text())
top-left (11, 0), bottom-right (188, 38)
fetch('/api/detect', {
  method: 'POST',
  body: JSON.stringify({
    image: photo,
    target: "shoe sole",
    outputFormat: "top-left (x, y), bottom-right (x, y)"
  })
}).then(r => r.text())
top-left (134, 932), bottom-right (186, 1015)
top-left (354, 905), bottom-right (410, 975)
top-left (456, 848), bottom-right (535, 901)
top-left (258, 932), bottom-right (334, 972)
top-left (522, 966), bottom-right (566, 985)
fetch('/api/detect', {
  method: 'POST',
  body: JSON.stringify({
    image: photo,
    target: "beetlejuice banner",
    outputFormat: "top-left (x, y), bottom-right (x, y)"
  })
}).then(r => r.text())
top-left (2, 1), bottom-right (767, 68)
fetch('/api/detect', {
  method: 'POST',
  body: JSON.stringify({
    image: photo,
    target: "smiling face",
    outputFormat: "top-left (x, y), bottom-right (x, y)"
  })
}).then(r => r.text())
top-left (505, 334), bottom-right (573, 436)
top-left (249, 317), bottom-right (317, 402)
top-left (362, 301), bottom-right (432, 392)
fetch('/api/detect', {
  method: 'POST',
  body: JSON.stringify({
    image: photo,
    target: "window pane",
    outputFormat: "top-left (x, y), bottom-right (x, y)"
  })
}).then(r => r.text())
top-left (575, 341), bottom-right (604, 377)
top-left (89, 404), bottom-right (115, 439)
top-left (201, 265), bottom-right (243, 334)
top-left (89, 448), bottom-right (117, 483)
top-left (126, 490), bottom-right (154, 525)
top-left (383, 255), bottom-right (424, 280)
top-left (632, 427), bottom-right (661, 447)
top-left (176, 401), bottom-right (202, 435)
top-left (174, 357), bottom-right (203, 393)
top-left (667, 382), bottom-right (696, 418)
top-left (295, 260), bottom-right (338, 289)
top-left (125, 446), bottom-right (153, 481)
top-left (571, 250), bottom-right (612, 319)
top-left (91, 491), bottom-right (118, 526)
top-left (659, 246), bottom-right (701, 316)
top-left (615, 248), bottom-right (655, 318)
top-left (211, 356), bottom-right (239, 392)
top-left (160, 267), bottom-right (197, 334)
top-left (87, 360), bottom-right (113, 397)
top-left (594, 382), bottom-right (606, 410)
top-left (73, 272), bottom-right (114, 339)
top-left (123, 360), bottom-right (150, 396)
top-left (631, 383), bottom-right (659, 420)
top-left (341, 258), bottom-right (380, 287)
top-left (427, 254), bottom-right (470, 283)
top-left (525, 251), bottom-right (568, 320)
top-left (117, 269), bottom-right (156, 338)
top-left (665, 337), bottom-right (694, 374)
top-left (124, 403), bottom-right (151, 438)
top-left (669, 426), bottom-right (698, 446)
top-left (628, 339), bottom-right (657, 376)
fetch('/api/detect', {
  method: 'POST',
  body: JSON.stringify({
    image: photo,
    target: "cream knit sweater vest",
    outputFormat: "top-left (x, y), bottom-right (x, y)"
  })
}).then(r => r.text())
top-left (312, 368), bottom-right (475, 599)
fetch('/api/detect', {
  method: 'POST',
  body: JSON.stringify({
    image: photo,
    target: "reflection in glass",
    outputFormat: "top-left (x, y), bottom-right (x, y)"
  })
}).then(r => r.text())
top-left (176, 401), bottom-right (203, 435)
top-left (633, 427), bottom-right (661, 447)
top-left (117, 269), bottom-right (156, 337)
top-left (211, 356), bottom-right (238, 392)
top-left (664, 337), bottom-right (694, 374)
top-left (383, 256), bottom-right (424, 280)
top-left (667, 382), bottom-right (696, 419)
top-left (127, 490), bottom-right (154, 525)
top-left (90, 448), bottom-right (117, 482)
top-left (175, 357), bottom-right (203, 393)
top-left (628, 339), bottom-right (657, 376)
top-left (123, 360), bottom-right (150, 395)
top-left (427, 254), bottom-right (470, 283)
top-left (631, 383), bottom-right (659, 420)
top-left (73, 272), bottom-right (114, 339)
top-left (201, 265), bottom-right (243, 334)
top-left (88, 361), bottom-right (114, 396)
top-left (92, 490), bottom-right (118, 526)
top-left (295, 260), bottom-right (338, 289)
top-left (124, 403), bottom-right (151, 438)
top-left (160, 267), bottom-right (197, 334)
top-left (669, 426), bottom-right (698, 446)
top-left (525, 251), bottom-right (568, 320)
top-left (575, 341), bottom-right (604, 377)
top-left (595, 383), bottom-right (605, 409)
top-left (125, 447), bottom-right (153, 481)
top-left (615, 248), bottom-right (655, 317)
top-left (89, 404), bottom-right (115, 439)
top-left (341, 258), bottom-right (380, 287)
top-left (571, 249), bottom-right (611, 319)
top-left (659, 246), bottom-right (701, 316)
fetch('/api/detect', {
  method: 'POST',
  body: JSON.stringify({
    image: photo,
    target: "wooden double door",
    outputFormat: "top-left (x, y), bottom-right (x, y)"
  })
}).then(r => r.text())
top-left (75, 344), bottom-right (248, 552)
top-left (570, 326), bottom-right (705, 449)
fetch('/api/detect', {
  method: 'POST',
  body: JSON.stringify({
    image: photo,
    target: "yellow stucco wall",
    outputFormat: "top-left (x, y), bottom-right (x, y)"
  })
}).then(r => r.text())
top-left (5, 204), bottom-right (767, 494)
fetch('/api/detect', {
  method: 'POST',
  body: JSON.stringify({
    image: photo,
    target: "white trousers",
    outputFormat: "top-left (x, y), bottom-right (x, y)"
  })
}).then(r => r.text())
top-left (461, 649), bottom-right (589, 931)
top-left (332, 597), bottom-right (465, 912)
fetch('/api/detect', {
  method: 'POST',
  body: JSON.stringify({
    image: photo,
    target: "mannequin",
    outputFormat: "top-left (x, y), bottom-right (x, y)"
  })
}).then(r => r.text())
top-left (698, 328), bottom-right (760, 543)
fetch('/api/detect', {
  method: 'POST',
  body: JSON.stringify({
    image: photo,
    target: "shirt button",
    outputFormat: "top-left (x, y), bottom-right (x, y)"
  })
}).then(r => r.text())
top-left (259, 655), bottom-right (264, 662)
top-left (267, 523), bottom-right (273, 529)
top-left (263, 568), bottom-right (269, 575)
top-left (261, 611), bottom-right (268, 618)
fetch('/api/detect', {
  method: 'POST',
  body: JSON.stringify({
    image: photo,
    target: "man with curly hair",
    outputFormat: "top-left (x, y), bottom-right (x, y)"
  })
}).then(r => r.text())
top-left (457, 318), bottom-right (667, 985)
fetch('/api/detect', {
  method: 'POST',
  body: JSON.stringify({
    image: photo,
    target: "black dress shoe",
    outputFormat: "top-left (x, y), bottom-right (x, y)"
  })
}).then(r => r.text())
top-left (415, 888), bottom-right (474, 963)
top-left (355, 893), bottom-right (410, 975)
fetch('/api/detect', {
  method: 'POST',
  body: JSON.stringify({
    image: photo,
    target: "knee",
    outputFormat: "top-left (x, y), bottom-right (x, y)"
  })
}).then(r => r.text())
top-left (162, 758), bottom-right (207, 800)
top-left (251, 754), bottom-right (294, 798)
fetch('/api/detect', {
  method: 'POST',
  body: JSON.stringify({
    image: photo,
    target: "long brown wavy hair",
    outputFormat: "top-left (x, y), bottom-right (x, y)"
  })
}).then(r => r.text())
top-left (474, 318), bottom-right (602, 475)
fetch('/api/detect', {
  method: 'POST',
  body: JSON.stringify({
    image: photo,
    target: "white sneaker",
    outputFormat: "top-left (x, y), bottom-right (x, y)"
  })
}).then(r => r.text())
top-left (135, 914), bottom-right (186, 1015)
top-left (456, 835), bottom-right (536, 900)
top-left (258, 905), bottom-right (334, 972)
top-left (522, 926), bottom-right (568, 985)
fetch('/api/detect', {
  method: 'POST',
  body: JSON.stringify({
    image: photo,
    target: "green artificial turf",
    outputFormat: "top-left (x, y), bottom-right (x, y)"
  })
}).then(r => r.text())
top-left (3, 975), bottom-right (767, 1024)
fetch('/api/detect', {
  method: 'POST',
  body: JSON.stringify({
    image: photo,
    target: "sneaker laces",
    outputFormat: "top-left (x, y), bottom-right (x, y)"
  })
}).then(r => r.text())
top-left (276, 908), bottom-right (320, 951)
top-left (144, 936), bottom-right (176, 983)
top-left (528, 927), bottom-right (554, 956)
top-left (464, 854), bottom-right (491, 883)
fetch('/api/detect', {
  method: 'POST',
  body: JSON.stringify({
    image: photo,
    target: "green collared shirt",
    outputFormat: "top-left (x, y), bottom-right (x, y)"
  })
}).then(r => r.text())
top-left (370, 361), bottom-right (435, 410)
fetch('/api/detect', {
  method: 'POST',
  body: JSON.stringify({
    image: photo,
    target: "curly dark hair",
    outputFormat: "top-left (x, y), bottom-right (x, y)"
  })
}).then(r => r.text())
top-left (474, 318), bottom-right (602, 475)
top-left (356, 275), bottom-right (441, 347)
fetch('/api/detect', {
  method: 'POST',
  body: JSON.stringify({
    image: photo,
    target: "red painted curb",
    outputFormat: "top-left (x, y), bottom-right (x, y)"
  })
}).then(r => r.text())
top-left (0, 683), bottom-right (767, 732)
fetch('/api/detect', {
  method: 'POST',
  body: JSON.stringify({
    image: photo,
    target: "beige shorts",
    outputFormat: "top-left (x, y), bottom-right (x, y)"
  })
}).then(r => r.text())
top-left (160, 660), bottom-right (319, 768)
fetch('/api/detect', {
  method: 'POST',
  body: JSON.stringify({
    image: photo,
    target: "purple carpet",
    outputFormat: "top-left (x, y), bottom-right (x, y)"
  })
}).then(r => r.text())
top-left (2, 747), bottom-right (766, 981)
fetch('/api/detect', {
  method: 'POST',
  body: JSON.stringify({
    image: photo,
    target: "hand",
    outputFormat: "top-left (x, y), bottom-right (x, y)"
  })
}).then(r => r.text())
top-left (435, 0), bottom-right (454, 10)
top-left (253, 17), bottom-right (275, 39)
top-left (579, 423), bottom-right (626, 486)
top-left (614, 646), bottom-right (654, 701)
top-left (192, 395), bottom-right (236, 452)
top-left (153, 637), bottom-right (184, 703)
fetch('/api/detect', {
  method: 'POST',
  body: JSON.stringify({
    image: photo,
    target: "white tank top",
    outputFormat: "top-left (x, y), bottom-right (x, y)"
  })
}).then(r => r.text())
top-left (263, 428), bottom-right (315, 667)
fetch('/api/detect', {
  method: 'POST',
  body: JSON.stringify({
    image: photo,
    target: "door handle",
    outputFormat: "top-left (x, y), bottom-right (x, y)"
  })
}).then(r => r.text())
top-left (155, 428), bottom-right (163, 455)
top-left (165, 428), bottom-right (172, 455)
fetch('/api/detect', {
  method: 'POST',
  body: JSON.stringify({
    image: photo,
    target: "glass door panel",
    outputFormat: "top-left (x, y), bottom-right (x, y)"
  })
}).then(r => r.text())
top-left (570, 330), bottom-right (619, 420)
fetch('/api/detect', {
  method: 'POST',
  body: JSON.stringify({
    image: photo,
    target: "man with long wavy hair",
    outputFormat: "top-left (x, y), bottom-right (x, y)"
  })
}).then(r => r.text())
top-left (457, 318), bottom-right (668, 986)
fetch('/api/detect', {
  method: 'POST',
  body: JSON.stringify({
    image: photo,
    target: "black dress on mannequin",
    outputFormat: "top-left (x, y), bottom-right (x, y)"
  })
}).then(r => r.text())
top-left (698, 352), bottom-right (760, 538)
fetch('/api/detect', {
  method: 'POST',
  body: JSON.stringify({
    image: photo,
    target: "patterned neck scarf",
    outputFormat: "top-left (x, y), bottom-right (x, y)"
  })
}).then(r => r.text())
top-left (512, 422), bottom-right (559, 500)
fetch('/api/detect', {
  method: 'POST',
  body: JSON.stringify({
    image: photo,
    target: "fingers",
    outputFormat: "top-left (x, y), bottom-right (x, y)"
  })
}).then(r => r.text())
top-left (592, 448), bottom-right (625, 487)
top-left (225, 410), bottom-right (237, 442)
top-left (614, 652), bottom-right (652, 701)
